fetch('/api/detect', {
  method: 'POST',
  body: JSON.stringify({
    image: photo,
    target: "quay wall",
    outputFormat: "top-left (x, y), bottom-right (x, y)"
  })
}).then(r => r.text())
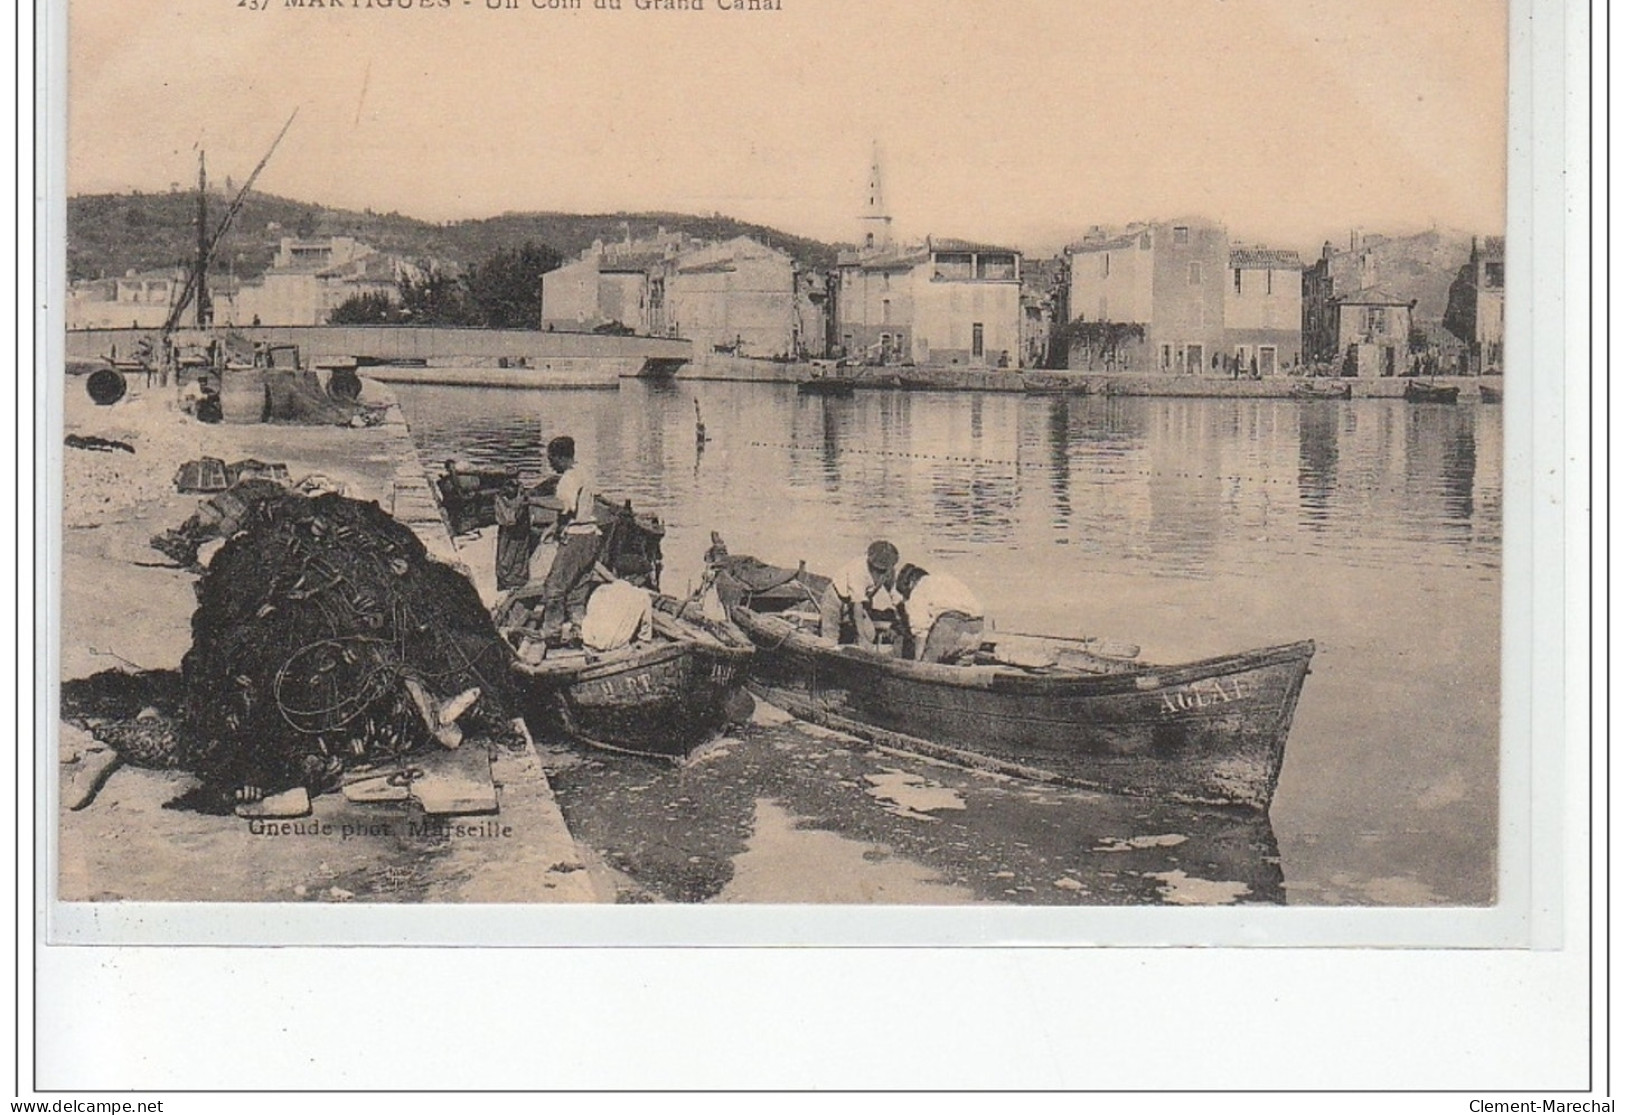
top-left (66, 325), bottom-right (692, 367)
top-left (654, 355), bottom-right (1500, 399)
top-left (360, 359), bottom-right (635, 390)
top-left (660, 352), bottom-right (806, 383)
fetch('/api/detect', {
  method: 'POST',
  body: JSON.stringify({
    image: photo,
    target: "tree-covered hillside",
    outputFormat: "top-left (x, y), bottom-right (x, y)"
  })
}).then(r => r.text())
top-left (66, 190), bottom-right (841, 283)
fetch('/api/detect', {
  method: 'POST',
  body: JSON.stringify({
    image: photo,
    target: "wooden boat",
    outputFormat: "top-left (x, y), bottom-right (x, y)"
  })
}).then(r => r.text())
top-left (435, 461), bottom-right (515, 534)
top-left (495, 587), bottom-right (755, 758)
top-left (797, 365), bottom-right (857, 397)
top-left (886, 374), bottom-right (935, 391)
top-left (1403, 381), bottom-right (1460, 404)
top-left (712, 553), bottom-right (1314, 811)
top-left (1289, 380), bottom-right (1353, 400)
top-left (1479, 384), bottom-right (1503, 403)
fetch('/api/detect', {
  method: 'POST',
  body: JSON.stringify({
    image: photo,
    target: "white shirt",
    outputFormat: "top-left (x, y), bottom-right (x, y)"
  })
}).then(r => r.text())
top-left (555, 464), bottom-right (598, 535)
top-left (904, 572), bottom-right (984, 640)
top-left (581, 579), bottom-right (652, 651)
top-left (833, 555), bottom-right (897, 613)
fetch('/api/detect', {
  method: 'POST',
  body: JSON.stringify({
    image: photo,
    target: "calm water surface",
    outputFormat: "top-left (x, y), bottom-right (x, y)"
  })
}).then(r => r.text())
top-left (396, 381), bottom-right (1501, 906)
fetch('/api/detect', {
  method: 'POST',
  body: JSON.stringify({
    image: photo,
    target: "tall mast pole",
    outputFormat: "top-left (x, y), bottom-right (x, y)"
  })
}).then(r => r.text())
top-left (195, 151), bottom-right (212, 327)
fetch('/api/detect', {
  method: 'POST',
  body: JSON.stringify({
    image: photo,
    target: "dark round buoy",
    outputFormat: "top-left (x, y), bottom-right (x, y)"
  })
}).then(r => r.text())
top-left (86, 368), bottom-right (127, 406)
top-left (327, 366), bottom-right (363, 402)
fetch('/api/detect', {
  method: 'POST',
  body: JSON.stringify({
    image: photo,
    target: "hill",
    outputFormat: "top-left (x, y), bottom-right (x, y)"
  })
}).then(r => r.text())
top-left (1319, 228), bottom-right (1479, 324)
top-left (65, 190), bottom-right (842, 283)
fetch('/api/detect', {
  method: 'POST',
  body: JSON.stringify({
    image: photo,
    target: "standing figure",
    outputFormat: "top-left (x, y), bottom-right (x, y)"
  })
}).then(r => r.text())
top-left (537, 436), bottom-right (600, 643)
top-left (493, 472), bottom-right (532, 591)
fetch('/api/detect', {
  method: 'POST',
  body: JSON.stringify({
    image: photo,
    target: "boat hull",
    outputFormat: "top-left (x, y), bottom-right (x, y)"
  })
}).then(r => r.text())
top-left (729, 607), bottom-right (1312, 811)
top-left (554, 640), bottom-right (752, 758)
top-left (1403, 383), bottom-right (1460, 404)
top-left (505, 600), bottom-right (755, 759)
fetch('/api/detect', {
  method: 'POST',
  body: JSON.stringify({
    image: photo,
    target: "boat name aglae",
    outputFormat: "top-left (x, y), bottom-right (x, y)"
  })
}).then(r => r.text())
top-left (1160, 678), bottom-right (1253, 714)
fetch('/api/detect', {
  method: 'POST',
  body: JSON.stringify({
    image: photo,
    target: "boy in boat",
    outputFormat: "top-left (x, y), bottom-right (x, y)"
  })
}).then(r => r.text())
top-left (492, 470), bottom-right (532, 591)
top-left (894, 562), bottom-right (985, 664)
top-left (824, 540), bottom-right (901, 650)
top-left (536, 435), bottom-right (600, 644)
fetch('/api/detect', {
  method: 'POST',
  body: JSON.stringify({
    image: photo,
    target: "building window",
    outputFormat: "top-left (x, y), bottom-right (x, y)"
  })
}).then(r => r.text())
top-left (1189, 262), bottom-right (1202, 285)
top-left (972, 323), bottom-right (984, 357)
top-left (1364, 307), bottom-right (1387, 335)
top-left (1266, 269), bottom-right (1274, 295)
top-left (1173, 226), bottom-right (1190, 245)
top-left (1160, 344), bottom-right (1172, 370)
top-left (1485, 261), bottom-right (1504, 289)
top-left (1102, 253), bottom-right (1111, 278)
top-left (882, 298), bottom-right (891, 324)
top-left (1234, 269), bottom-right (1243, 294)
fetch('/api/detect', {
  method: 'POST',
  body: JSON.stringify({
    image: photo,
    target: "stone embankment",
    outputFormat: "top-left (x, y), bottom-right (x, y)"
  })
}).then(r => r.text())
top-left (658, 353), bottom-right (1498, 399)
top-left (56, 375), bottom-right (600, 906)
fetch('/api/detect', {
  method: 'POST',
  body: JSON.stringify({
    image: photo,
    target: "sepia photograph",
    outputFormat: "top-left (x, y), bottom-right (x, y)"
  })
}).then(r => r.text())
top-left (53, 0), bottom-right (1515, 924)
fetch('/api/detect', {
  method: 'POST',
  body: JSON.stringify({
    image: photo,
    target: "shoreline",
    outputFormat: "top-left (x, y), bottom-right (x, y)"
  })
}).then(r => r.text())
top-left (650, 354), bottom-right (1503, 398)
top-left (56, 379), bottom-right (602, 904)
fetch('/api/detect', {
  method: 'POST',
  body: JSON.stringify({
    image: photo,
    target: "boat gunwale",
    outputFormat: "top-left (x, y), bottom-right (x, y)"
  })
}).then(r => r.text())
top-left (728, 604), bottom-right (1314, 696)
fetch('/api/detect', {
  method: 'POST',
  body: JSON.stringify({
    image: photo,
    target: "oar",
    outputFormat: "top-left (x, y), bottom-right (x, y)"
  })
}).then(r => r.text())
top-left (992, 630), bottom-right (1141, 659)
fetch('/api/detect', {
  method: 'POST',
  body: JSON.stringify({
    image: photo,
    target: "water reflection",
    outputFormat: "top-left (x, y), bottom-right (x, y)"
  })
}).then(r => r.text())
top-left (1297, 402), bottom-right (1339, 527)
top-left (395, 382), bottom-right (1502, 906)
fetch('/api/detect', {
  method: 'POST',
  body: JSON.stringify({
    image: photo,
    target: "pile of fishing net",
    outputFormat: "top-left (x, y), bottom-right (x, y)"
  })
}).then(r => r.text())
top-left (176, 489), bottom-right (522, 797)
top-left (260, 369), bottom-right (383, 426)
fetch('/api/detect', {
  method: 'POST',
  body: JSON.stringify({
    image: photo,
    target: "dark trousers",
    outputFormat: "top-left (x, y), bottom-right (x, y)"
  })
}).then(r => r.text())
top-left (539, 529), bottom-right (601, 639)
top-left (918, 612), bottom-right (985, 664)
top-left (495, 526), bottom-right (531, 591)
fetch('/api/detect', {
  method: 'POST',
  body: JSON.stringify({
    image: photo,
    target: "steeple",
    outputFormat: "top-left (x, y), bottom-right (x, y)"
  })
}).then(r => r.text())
top-left (857, 141), bottom-right (893, 254)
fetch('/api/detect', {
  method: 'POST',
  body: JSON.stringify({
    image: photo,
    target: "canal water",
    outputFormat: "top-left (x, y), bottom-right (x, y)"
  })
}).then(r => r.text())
top-left (395, 380), bottom-right (1501, 906)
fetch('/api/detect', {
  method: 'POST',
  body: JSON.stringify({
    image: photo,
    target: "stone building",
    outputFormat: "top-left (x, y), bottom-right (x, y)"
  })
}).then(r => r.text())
top-left (835, 238), bottom-right (1023, 368)
top-left (667, 236), bottom-right (823, 358)
top-left (1333, 288), bottom-right (1414, 377)
top-left (1065, 218), bottom-right (1229, 373)
top-left (1225, 247), bottom-right (1304, 374)
top-left (1443, 235), bottom-right (1505, 375)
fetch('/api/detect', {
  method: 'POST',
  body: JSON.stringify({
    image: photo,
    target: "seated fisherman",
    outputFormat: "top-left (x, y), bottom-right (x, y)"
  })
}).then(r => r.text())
top-left (580, 576), bottom-right (653, 653)
top-left (536, 435), bottom-right (600, 643)
top-left (894, 562), bottom-right (986, 664)
top-left (822, 540), bottom-right (901, 650)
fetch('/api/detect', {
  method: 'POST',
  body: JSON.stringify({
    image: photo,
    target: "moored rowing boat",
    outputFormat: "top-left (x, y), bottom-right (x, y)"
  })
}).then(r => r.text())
top-left (713, 556), bottom-right (1314, 811)
top-left (497, 587), bottom-right (755, 759)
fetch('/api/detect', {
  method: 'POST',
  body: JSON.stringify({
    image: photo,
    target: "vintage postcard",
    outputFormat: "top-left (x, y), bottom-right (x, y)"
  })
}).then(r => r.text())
top-left (46, 0), bottom-right (1548, 947)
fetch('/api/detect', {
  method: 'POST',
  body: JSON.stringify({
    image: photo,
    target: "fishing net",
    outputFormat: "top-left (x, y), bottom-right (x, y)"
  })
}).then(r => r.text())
top-left (179, 489), bottom-right (521, 793)
top-left (261, 369), bottom-right (382, 425)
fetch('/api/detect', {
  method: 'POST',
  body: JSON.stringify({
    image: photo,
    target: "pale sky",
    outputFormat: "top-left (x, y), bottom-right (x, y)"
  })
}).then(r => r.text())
top-left (66, 0), bottom-right (1508, 255)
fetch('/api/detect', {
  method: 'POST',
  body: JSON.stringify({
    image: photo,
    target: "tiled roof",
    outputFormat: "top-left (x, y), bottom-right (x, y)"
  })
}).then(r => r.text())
top-left (841, 247), bottom-right (930, 271)
top-left (599, 250), bottom-right (668, 273)
top-left (929, 237), bottom-right (1019, 256)
top-left (1230, 248), bottom-right (1303, 270)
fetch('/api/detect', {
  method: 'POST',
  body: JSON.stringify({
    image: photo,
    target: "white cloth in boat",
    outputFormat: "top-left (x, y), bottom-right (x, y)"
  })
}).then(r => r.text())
top-left (555, 463), bottom-right (599, 536)
top-left (903, 571), bottom-right (984, 641)
top-left (582, 579), bottom-right (652, 651)
top-left (832, 555), bottom-right (898, 613)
